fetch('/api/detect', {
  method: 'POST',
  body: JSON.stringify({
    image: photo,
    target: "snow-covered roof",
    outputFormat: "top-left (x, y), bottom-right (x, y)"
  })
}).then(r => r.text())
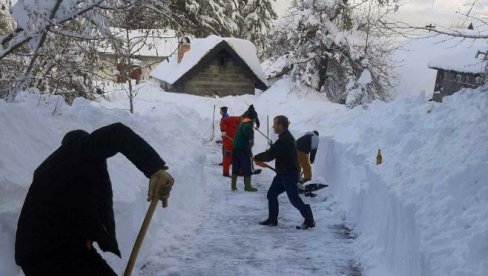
top-left (427, 31), bottom-right (488, 74)
top-left (150, 35), bottom-right (268, 88)
top-left (98, 28), bottom-right (179, 58)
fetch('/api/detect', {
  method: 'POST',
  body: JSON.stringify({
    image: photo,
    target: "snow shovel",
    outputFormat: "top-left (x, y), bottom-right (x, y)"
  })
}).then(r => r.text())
top-left (124, 196), bottom-right (161, 276)
top-left (254, 127), bottom-right (273, 145)
top-left (204, 105), bottom-right (216, 142)
top-left (254, 161), bottom-right (276, 172)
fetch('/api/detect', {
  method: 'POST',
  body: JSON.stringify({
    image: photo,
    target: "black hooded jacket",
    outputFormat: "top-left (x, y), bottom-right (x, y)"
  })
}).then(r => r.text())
top-left (15, 123), bottom-right (166, 265)
top-left (254, 130), bottom-right (299, 174)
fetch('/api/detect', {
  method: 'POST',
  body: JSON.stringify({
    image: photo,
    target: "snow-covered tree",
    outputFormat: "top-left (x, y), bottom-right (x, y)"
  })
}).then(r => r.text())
top-left (102, 3), bottom-right (177, 113)
top-left (30, 26), bottom-right (100, 103)
top-left (267, 0), bottom-right (395, 105)
top-left (238, 0), bottom-right (277, 59)
top-left (149, 0), bottom-right (240, 37)
top-left (0, 0), bottom-right (23, 99)
top-left (0, 0), bottom-right (148, 102)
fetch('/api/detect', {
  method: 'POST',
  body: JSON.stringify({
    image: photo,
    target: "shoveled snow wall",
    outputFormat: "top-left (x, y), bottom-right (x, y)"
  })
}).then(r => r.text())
top-left (317, 138), bottom-right (431, 275)
top-left (310, 87), bottom-right (488, 276)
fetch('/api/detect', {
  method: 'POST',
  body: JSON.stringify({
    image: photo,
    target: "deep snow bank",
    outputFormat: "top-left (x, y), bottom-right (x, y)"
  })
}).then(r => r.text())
top-left (309, 87), bottom-right (488, 276)
top-left (0, 93), bottom-right (210, 275)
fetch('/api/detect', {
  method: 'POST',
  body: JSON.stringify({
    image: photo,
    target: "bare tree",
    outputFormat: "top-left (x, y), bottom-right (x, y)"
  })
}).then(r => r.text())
top-left (97, 27), bottom-right (177, 113)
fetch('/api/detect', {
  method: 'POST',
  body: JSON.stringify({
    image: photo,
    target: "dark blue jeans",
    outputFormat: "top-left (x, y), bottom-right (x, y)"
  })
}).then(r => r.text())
top-left (267, 173), bottom-right (308, 221)
top-left (232, 149), bottom-right (252, 176)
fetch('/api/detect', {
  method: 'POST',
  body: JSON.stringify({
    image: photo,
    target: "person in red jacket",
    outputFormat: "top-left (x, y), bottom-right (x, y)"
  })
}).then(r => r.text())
top-left (220, 115), bottom-right (241, 176)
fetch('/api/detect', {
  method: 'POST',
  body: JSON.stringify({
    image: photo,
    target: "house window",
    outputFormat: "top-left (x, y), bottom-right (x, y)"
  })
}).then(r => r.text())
top-left (218, 54), bottom-right (227, 68)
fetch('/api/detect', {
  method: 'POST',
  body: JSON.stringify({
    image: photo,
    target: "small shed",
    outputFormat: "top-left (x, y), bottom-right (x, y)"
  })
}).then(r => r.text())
top-left (428, 47), bottom-right (487, 102)
top-left (150, 35), bottom-right (268, 96)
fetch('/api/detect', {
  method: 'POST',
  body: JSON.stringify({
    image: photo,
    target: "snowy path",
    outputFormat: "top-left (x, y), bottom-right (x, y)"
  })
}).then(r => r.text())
top-left (140, 142), bottom-right (359, 276)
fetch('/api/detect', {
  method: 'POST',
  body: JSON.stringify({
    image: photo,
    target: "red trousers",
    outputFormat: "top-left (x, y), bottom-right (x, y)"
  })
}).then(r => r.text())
top-left (223, 150), bottom-right (232, 175)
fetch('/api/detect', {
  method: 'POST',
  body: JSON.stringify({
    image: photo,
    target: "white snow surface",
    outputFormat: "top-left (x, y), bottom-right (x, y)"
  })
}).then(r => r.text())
top-left (428, 47), bottom-right (487, 74)
top-left (1, 78), bottom-right (488, 276)
top-left (150, 35), bottom-right (268, 86)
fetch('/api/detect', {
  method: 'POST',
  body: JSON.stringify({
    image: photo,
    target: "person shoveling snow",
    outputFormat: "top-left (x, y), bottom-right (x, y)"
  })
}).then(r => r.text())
top-left (15, 123), bottom-right (174, 276)
top-left (296, 131), bottom-right (320, 184)
top-left (254, 116), bottom-right (315, 230)
top-left (231, 110), bottom-right (259, 192)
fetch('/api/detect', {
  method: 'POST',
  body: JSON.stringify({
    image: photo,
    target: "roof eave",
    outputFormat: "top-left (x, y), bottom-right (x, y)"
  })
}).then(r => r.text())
top-left (428, 66), bottom-right (484, 74)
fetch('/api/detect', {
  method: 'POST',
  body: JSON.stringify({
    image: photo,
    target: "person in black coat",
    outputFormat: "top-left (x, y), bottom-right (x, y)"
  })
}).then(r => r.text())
top-left (253, 116), bottom-right (315, 230)
top-left (15, 123), bottom-right (174, 276)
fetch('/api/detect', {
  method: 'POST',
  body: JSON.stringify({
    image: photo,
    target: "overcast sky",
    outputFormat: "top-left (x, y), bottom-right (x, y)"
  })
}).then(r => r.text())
top-left (272, 0), bottom-right (488, 27)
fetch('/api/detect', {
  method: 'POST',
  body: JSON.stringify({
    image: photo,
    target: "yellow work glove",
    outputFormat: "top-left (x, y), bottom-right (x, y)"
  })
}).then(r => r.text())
top-left (148, 169), bottom-right (174, 208)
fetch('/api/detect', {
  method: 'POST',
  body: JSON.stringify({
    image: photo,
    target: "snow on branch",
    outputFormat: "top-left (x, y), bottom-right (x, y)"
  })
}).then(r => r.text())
top-left (0, 0), bottom-right (137, 60)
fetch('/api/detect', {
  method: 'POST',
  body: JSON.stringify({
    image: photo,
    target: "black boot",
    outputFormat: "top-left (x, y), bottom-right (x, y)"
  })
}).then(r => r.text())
top-left (297, 205), bottom-right (315, 230)
top-left (259, 218), bottom-right (278, 226)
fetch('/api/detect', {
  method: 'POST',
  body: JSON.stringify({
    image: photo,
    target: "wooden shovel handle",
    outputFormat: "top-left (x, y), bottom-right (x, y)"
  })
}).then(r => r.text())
top-left (124, 197), bottom-right (159, 276)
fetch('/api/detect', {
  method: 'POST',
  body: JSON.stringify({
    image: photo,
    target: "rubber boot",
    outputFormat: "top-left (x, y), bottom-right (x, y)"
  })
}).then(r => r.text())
top-left (243, 176), bottom-right (257, 192)
top-left (231, 175), bottom-right (238, 191)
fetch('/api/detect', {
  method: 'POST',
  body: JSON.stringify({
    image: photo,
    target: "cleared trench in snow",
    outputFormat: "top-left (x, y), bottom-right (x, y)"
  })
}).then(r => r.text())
top-left (316, 137), bottom-right (432, 276)
top-left (136, 138), bottom-right (361, 276)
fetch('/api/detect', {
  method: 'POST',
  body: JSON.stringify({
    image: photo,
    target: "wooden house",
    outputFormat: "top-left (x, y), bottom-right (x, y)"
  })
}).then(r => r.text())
top-left (150, 35), bottom-right (268, 96)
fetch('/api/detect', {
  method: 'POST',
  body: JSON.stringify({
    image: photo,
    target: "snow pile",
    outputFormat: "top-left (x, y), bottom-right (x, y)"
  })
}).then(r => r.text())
top-left (0, 92), bottom-right (212, 275)
top-left (150, 35), bottom-right (268, 86)
top-left (311, 87), bottom-right (488, 276)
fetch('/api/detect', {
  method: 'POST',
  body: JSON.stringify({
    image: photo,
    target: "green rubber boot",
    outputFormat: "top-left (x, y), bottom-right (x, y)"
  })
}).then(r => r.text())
top-left (244, 176), bottom-right (257, 192)
top-left (231, 175), bottom-right (238, 191)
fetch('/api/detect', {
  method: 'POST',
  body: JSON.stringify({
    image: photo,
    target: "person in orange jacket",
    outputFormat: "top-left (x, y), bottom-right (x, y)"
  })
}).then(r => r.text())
top-left (220, 110), bottom-right (241, 177)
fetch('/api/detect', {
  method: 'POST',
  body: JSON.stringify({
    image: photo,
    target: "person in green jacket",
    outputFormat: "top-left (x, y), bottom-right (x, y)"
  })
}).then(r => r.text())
top-left (231, 110), bottom-right (258, 192)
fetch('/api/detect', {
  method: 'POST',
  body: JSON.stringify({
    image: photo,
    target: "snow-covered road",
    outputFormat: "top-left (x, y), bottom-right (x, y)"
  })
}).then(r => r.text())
top-left (138, 141), bottom-right (360, 276)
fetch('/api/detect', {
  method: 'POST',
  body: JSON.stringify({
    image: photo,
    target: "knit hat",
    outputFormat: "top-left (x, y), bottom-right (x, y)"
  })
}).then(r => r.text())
top-left (246, 105), bottom-right (258, 120)
top-left (313, 130), bottom-right (319, 136)
top-left (220, 106), bottom-right (228, 113)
